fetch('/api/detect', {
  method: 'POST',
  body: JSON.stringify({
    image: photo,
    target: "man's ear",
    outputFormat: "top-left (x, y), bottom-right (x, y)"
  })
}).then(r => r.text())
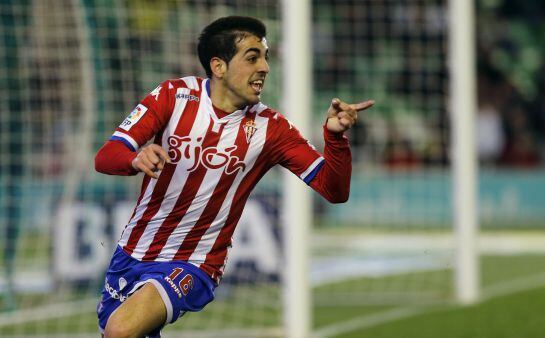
top-left (210, 57), bottom-right (227, 78)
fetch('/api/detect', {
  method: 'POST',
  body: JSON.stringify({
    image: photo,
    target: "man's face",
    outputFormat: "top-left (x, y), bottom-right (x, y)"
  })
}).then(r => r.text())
top-left (222, 34), bottom-right (270, 108)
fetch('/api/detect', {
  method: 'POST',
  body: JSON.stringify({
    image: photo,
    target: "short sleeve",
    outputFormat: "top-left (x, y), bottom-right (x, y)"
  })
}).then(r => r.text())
top-left (273, 115), bottom-right (324, 184)
top-left (110, 81), bottom-right (174, 151)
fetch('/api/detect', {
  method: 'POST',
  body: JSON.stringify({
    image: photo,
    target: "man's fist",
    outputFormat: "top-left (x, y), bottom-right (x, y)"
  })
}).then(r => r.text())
top-left (326, 98), bottom-right (374, 133)
top-left (131, 144), bottom-right (171, 179)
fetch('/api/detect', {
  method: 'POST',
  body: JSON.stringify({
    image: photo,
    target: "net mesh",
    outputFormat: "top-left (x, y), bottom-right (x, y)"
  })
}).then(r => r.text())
top-left (310, 1), bottom-right (545, 325)
top-left (311, 0), bottom-right (453, 309)
top-left (0, 1), bottom-right (283, 336)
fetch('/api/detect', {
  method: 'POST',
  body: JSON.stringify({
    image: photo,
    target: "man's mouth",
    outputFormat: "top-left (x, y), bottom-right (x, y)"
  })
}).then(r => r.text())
top-left (249, 79), bottom-right (264, 94)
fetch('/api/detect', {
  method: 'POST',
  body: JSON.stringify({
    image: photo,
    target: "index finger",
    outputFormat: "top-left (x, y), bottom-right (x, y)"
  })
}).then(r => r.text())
top-left (350, 100), bottom-right (375, 112)
top-left (157, 148), bottom-right (171, 163)
top-left (150, 144), bottom-right (171, 163)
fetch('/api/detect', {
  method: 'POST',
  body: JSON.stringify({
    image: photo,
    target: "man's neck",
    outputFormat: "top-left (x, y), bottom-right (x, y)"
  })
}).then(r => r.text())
top-left (209, 78), bottom-right (243, 114)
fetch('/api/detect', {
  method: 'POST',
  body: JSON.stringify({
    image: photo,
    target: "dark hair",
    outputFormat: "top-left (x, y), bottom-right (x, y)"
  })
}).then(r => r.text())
top-left (198, 16), bottom-right (267, 78)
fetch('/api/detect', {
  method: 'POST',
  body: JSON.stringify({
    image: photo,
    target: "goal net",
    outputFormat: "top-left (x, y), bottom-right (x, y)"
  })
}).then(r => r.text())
top-left (311, 2), bottom-right (545, 333)
top-left (310, 0), bottom-right (455, 311)
top-left (0, 1), bottom-right (283, 337)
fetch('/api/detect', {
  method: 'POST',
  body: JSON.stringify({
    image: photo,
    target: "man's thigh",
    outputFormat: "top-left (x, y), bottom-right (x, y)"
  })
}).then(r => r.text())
top-left (97, 247), bottom-right (216, 336)
top-left (104, 283), bottom-right (166, 337)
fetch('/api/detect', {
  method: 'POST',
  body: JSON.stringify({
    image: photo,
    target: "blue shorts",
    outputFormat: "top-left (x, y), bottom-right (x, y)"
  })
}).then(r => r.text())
top-left (97, 245), bottom-right (215, 337)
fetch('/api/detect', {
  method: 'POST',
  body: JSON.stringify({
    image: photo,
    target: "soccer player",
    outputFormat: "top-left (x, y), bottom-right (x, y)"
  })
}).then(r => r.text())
top-left (95, 16), bottom-right (374, 338)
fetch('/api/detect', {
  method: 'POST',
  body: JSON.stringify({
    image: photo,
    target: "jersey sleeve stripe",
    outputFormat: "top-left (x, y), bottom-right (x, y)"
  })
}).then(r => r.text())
top-left (110, 131), bottom-right (139, 151)
top-left (301, 157), bottom-right (325, 184)
top-left (181, 76), bottom-right (199, 90)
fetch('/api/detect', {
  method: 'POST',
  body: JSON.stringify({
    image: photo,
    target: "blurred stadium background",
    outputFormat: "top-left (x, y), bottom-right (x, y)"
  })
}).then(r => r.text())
top-left (1, 0), bottom-right (544, 337)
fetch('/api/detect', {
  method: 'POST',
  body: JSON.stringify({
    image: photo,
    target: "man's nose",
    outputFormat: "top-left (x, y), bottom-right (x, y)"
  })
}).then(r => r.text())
top-left (258, 59), bottom-right (270, 74)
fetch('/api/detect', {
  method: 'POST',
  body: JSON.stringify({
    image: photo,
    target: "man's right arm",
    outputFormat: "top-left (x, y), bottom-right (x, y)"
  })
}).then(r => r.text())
top-left (95, 140), bottom-right (138, 176)
top-left (94, 80), bottom-right (175, 178)
top-left (95, 141), bottom-right (170, 179)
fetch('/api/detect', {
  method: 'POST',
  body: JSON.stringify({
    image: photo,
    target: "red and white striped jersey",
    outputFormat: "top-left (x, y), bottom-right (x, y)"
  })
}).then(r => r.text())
top-left (108, 76), bottom-right (326, 283)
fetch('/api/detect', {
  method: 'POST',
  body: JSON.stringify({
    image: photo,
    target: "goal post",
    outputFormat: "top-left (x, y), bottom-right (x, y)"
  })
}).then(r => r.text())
top-left (449, 0), bottom-right (479, 304)
top-left (281, 1), bottom-right (312, 338)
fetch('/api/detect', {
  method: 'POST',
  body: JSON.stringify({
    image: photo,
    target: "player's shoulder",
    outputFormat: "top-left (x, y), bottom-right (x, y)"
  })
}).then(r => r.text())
top-left (162, 76), bottom-right (206, 92)
top-left (254, 105), bottom-right (296, 132)
top-left (252, 104), bottom-right (283, 123)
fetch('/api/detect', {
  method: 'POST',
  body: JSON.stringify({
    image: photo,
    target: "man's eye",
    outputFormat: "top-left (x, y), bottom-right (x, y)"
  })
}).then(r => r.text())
top-left (247, 56), bottom-right (257, 62)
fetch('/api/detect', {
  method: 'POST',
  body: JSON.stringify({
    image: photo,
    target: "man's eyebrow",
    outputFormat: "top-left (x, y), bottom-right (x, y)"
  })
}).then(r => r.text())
top-left (243, 47), bottom-right (267, 55)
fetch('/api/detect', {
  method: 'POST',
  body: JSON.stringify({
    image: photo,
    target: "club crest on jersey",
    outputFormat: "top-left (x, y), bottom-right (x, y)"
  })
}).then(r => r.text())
top-left (119, 104), bottom-right (147, 131)
top-left (243, 119), bottom-right (257, 143)
top-left (167, 135), bottom-right (246, 175)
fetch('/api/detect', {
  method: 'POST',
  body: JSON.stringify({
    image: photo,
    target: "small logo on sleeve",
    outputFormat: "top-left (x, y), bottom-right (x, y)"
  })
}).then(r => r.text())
top-left (151, 85), bottom-right (162, 101)
top-left (119, 104), bottom-right (148, 131)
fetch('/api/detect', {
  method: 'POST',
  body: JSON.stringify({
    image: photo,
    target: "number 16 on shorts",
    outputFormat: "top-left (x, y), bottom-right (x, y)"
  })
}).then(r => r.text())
top-left (165, 267), bottom-right (194, 298)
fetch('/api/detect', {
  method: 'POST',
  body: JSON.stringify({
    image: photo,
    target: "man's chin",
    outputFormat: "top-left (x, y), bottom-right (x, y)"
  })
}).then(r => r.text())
top-left (246, 95), bottom-right (261, 106)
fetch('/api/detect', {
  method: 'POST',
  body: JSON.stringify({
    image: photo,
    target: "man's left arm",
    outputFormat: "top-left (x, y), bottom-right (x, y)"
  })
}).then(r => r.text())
top-left (274, 98), bottom-right (373, 203)
top-left (309, 98), bottom-right (374, 203)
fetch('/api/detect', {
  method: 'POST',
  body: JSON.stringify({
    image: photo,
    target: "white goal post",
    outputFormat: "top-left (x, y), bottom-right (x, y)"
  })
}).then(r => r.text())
top-left (449, 0), bottom-right (479, 304)
top-left (282, 0), bottom-right (312, 338)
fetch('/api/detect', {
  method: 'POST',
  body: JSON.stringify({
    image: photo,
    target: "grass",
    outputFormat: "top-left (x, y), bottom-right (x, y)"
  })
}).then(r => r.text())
top-left (312, 254), bottom-right (545, 338)
top-left (333, 285), bottom-right (545, 338)
top-left (1, 255), bottom-right (544, 337)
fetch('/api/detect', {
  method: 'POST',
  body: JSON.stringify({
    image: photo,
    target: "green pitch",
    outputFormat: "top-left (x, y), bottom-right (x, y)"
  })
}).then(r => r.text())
top-left (1, 255), bottom-right (544, 337)
top-left (330, 285), bottom-right (545, 338)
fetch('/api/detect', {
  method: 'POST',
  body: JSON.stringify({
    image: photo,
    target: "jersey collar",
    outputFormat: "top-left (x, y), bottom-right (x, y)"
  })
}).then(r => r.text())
top-left (203, 78), bottom-right (251, 124)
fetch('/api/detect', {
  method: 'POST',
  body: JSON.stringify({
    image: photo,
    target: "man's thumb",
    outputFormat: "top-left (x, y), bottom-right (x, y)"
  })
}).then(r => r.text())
top-left (328, 98), bottom-right (341, 115)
